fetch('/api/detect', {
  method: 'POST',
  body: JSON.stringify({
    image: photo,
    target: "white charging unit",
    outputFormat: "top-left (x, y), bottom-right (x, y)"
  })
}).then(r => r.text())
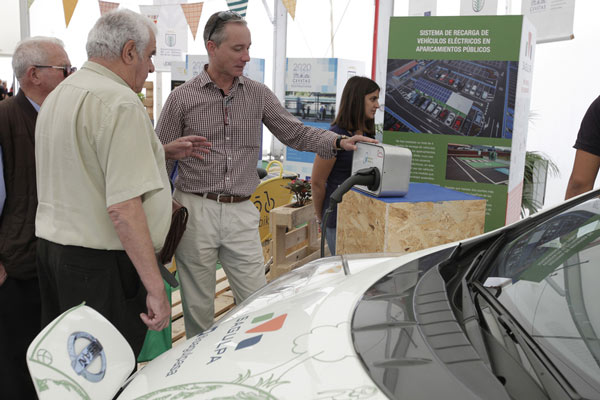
top-left (351, 142), bottom-right (412, 197)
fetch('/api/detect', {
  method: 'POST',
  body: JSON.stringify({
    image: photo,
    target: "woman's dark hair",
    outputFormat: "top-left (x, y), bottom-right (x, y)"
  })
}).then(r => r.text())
top-left (332, 76), bottom-right (380, 137)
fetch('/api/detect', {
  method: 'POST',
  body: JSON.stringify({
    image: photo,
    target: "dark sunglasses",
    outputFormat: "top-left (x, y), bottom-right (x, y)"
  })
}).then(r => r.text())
top-left (34, 65), bottom-right (77, 78)
top-left (207, 11), bottom-right (243, 42)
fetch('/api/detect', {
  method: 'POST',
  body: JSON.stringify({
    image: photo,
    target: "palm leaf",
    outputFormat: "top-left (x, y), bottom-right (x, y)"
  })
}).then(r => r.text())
top-left (521, 151), bottom-right (559, 217)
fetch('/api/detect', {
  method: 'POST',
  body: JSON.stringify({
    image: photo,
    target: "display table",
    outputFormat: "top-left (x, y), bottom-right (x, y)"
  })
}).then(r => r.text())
top-left (336, 183), bottom-right (486, 255)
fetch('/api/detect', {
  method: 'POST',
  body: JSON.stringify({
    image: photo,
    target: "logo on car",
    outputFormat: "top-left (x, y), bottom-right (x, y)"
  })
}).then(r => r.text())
top-left (236, 313), bottom-right (288, 350)
top-left (208, 313), bottom-right (287, 364)
top-left (67, 331), bottom-right (106, 382)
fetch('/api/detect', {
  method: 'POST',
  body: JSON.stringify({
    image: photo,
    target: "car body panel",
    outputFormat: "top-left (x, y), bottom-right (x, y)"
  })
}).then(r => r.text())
top-left (26, 305), bottom-right (136, 400)
top-left (118, 250), bottom-right (477, 399)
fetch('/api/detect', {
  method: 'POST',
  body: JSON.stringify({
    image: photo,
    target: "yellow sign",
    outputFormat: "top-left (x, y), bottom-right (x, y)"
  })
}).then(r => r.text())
top-left (251, 161), bottom-right (295, 242)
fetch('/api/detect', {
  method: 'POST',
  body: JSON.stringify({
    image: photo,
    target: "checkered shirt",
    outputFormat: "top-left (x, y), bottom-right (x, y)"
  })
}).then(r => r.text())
top-left (156, 68), bottom-right (337, 197)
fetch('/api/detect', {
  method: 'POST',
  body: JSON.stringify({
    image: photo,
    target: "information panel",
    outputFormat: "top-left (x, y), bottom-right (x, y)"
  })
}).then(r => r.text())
top-left (383, 16), bottom-right (536, 231)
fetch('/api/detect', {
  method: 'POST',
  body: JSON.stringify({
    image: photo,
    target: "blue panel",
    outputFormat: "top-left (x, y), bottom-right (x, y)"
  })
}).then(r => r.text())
top-left (328, 58), bottom-right (337, 72)
top-left (303, 120), bottom-right (331, 129)
top-left (353, 183), bottom-right (483, 203)
top-left (286, 148), bottom-right (316, 163)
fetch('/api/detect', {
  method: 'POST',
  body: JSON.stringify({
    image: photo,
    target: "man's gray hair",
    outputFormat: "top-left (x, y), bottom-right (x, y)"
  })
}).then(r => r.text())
top-left (12, 36), bottom-right (65, 79)
top-left (86, 9), bottom-right (157, 60)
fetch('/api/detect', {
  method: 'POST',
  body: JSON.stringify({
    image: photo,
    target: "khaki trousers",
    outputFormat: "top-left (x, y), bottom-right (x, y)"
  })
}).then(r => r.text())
top-left (173, 190), bottom-right (266, 337)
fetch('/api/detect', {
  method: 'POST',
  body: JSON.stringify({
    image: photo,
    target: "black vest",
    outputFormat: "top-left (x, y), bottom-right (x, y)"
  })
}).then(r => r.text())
top-left (0, 90), bottom-right (38, 280)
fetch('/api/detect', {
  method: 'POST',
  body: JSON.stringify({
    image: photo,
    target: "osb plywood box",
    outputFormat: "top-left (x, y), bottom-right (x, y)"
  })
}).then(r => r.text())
top-left (337, 183), bottom-right (486, 255)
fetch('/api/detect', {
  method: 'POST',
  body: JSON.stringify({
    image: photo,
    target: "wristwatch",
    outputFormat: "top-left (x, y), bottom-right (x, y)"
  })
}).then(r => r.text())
top-left (335, 135), bottom-right (349, 150)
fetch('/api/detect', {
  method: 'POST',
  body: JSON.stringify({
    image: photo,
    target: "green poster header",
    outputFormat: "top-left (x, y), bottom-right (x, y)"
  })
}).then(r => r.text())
top-left (388, 15), bottom-right (523, 61)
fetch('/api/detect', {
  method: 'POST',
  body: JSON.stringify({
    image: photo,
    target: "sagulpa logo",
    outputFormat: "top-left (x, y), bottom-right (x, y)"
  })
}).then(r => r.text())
top-left (525, 31), bottom-right (534, 59)
top-left (207, 313), bottom-right (288, 364)
top-left (472, 0), bottom-right (485, 12)
top-left (235, 313), bottom-right (288, 350)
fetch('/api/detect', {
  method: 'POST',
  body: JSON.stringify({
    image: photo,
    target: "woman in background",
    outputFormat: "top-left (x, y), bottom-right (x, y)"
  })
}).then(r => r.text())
top-left (311, 76), bottom-right (380, 255)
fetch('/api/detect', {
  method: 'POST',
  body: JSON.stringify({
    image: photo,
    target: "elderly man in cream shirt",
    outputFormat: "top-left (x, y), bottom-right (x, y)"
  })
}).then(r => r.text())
top-left (34, 9), bottom-right (209, 355)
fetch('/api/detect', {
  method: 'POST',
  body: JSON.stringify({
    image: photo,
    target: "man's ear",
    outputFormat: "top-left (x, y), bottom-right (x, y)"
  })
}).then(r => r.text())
top-left (206, 40), bottom-right (217, 56)
top-left (26, 66), bottom-right (41, 86)
top-left (121, 40), bottom-right (137, 65)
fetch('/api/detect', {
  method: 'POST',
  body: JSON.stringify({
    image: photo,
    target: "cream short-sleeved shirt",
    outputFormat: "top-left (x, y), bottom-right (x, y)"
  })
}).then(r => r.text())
top-left (35, 61), bottom-right (171, 251)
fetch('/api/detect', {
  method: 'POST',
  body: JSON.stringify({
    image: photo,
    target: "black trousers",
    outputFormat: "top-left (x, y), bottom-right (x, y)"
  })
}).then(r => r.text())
top-left (0, 276), bottom-right (41, 400)
top-left (36, 239), bottom-right (148, 357)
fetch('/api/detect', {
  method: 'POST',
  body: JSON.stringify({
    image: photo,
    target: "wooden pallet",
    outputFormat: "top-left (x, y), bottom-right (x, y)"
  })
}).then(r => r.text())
top-left (268, 202), bottom-right (321, 280)
top-left (170, 268), bottom-right (235, 347)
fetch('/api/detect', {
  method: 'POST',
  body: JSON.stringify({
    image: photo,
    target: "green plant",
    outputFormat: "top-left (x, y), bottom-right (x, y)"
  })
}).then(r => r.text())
top-left (284, 178), bottom-right (312, 207)
top-left (521, 151), bottom-right (560, 217)
top-left (137, 92), bottom-right (145, 103)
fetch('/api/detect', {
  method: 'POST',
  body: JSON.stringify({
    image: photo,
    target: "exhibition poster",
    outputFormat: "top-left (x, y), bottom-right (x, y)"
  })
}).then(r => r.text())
top-left (140, 4), bottom-right (188, 72)
top-left (522, 0), bottom-right (575, 43)
top-left (383, 15), bottom-right (535, 231)
top-left (283, 58), bottom-right (364, 178)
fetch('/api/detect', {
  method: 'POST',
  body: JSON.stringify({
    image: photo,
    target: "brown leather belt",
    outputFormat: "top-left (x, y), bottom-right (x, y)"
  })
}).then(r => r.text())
top-left (197, 192), bottom-right (250, 203)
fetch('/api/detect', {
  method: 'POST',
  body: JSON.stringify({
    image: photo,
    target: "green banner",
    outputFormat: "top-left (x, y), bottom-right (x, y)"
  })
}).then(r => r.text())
top-left (388, 16), bottom-right (523, 61)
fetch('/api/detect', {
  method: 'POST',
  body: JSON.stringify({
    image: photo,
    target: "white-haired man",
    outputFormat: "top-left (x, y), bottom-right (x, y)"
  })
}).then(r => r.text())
top-left (0, 36), bottom-right (72, 400)
top-left (156, 11), bottom-right (376, 337)
top-left (35, 9), bottom-right (209, 356)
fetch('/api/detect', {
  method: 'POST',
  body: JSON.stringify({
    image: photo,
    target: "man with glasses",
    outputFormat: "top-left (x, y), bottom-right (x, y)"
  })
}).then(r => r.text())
top-left (0, 36), bottom-right (72, 400)
top-left (156, 11), bottom-right (376, 337)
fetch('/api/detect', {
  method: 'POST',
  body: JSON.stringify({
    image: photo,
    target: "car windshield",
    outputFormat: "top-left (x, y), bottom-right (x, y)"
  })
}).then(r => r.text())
top-left (484, 196), bottom-right (600, 396)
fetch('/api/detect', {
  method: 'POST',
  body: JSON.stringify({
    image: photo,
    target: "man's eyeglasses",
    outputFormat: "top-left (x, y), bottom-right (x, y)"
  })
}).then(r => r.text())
top-left (34, 65), bottom-right (77, 78)
top-left (207, 11), bottom-right (243, 42)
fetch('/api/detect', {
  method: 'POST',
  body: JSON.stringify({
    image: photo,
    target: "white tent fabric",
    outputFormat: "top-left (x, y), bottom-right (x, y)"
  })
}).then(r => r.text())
top-left (0, 1), bottom-right (22, 57)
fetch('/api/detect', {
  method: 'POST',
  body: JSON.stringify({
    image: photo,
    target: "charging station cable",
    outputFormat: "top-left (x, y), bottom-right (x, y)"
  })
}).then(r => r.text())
top-left (320, 167), bottom-right (381, 257)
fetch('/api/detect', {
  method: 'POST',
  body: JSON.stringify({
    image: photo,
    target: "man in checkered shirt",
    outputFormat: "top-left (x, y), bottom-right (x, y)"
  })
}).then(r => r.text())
top-left (156, 10), bottom-right (376, 336)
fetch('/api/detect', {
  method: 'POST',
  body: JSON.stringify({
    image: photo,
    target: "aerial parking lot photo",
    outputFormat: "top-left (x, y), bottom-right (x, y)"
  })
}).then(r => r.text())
top-left (446, 143), bottom-right (511, 185)
top-left (384, 59), bottom-right (517, 139)
top-left (27, 190), bottom-right (600, 400)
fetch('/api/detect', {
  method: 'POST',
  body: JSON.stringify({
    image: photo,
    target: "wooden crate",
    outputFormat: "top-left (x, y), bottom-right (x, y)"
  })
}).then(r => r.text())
top-left (268, 202), bottom-right (321, 280)
top-left (337, 184), bottom-right (486, 255)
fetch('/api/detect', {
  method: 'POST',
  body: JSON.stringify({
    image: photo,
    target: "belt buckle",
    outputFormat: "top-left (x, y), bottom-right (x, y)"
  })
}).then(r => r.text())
top-left (216, 193), bottom-right (233, 203)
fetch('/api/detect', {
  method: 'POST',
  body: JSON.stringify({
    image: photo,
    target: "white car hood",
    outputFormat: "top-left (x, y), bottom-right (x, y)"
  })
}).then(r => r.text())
top-left (117, 255), bottom-right (424, 399)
